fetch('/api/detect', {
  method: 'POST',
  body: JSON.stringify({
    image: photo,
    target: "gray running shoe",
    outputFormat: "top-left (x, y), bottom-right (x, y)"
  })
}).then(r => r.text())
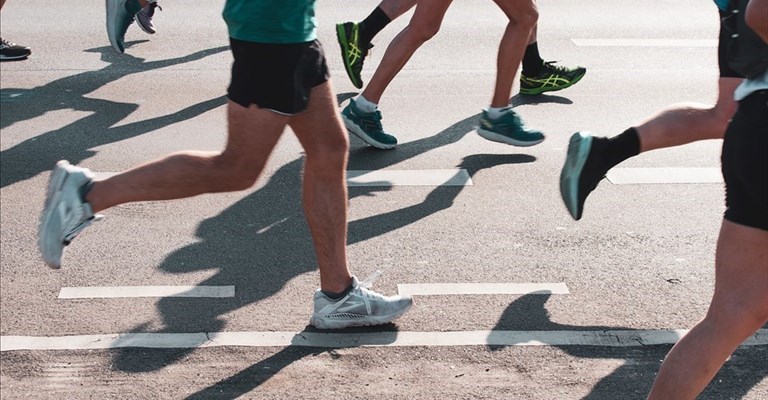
top-left (310, 276), bottom-right (413, 329)
top-left (106, 0), bottom-right (143, 53)
top-left (136, 1), bottom-right (162, 34)
top-left (38, 161), bottom-right (101, 269)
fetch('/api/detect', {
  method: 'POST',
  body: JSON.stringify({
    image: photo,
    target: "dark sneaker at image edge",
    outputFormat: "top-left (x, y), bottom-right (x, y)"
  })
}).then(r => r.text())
top-left (136, 0), bottom-right (162, 34)
top-left (0, 38), bottom-right (31, 60)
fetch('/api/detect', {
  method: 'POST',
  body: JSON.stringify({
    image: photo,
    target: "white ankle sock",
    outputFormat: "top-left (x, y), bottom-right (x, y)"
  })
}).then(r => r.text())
top-left (486, 106), bottom-right (511, 120)
top-left (354, 95), bottom-right (378, 113)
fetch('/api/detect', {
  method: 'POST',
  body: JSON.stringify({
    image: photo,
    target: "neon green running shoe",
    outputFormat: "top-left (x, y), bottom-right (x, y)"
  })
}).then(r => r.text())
top-left (336, 22), bottom-right (372, 89)
top-left (520, 61), bottom-right (587, 95)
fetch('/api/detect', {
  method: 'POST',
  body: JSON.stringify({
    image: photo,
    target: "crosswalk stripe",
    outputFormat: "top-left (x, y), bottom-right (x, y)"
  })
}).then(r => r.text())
top-left (2, 329), bottom-right (767, 351)
top-left (96, 169), bottom-right (473, 187)
top-left (607, 168), bottom-right (722, 184)
top-left (347, 169), bottom-right (472, 186)
top-left (398, 283), bottom-right (569, 296)
top-left (58, 286), bottom-right (235, 299)
top-left (572, 39), bottom-right (716, 47)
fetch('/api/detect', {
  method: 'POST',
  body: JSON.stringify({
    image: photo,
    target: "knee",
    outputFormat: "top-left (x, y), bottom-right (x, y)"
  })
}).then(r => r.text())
top-left (308, 134), bottom-right (349, 163)
top-left (516, 6), bottom-right (539, 30)
top-left (409, 21), bottom-right (442, 42)
top-left (708, 299), bottom-right (768, 337)
top-left (304, 135), bottom-right (349, 173)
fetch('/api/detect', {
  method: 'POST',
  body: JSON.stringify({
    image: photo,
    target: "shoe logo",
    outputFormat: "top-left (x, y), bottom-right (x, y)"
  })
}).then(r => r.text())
top-left (336, 298), bottom-right (367, 314)
top-left (529, 74), bottom-right (570, 87)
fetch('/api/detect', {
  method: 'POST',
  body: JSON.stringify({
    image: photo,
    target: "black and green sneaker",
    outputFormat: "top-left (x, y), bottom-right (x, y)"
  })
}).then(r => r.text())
top-left (336, 22), bottom-right (372, 89)
top-left (520, 61), bottom-right (587, 95)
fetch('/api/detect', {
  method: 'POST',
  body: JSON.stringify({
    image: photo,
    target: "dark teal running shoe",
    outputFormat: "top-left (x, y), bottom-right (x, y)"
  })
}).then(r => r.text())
top-left (106, 0), bottom-right (142, 54)
top-left (477, 108), bottom-right (545, 147)
top-left (560, 131), bottom-right (608, 220)
top-left (341, 100), bottom-right (397, 150)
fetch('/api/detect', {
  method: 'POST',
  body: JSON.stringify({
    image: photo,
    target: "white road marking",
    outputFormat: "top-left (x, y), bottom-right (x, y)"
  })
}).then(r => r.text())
top-left (572, 39), bottom-right (716, 47)
top-left (2, 329), bottom-right (767, 351)
top-left (97, 169), bottom-right (473, 187)
top-left (607, 168), bottom-right (723, 184)
top-left (346, 169), bottom-right (472, 186)
top-left (58, 286), bottom-right (235, 299)
top-left (397, 283), bottom-right (569, 296)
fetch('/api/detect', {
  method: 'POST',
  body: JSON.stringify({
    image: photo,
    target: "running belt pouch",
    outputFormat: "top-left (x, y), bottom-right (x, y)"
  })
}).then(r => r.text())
top-left (725, 0), bottom-right (768, 79)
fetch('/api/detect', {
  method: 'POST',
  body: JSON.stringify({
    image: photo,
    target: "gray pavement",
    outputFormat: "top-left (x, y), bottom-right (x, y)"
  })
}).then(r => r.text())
top-left (1, 0), bottom-right (766, 399)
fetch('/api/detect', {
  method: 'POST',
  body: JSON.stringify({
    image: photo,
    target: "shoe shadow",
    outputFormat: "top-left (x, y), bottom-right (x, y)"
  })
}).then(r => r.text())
top-left (510, 93), bottom-right (574, 107)
top-left (0, 45), bottom-right (229, 189)
top-left (490, 294), bottom-right (768, 399)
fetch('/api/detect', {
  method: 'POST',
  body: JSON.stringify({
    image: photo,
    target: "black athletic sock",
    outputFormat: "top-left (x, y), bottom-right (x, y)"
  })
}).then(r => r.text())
top-left (322, 283), bottom-right (354, 300)
top-left (359, 7), bottom-right (392, 46)
top-left (522, 42), bottom-right (544, 76)
top-left (574, 128), bottom-right (640, 219)
top-left (601, 128), bottom-right (641, 170)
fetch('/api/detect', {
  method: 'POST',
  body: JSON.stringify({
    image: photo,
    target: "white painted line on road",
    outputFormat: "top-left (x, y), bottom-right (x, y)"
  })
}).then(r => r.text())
top-left (397, 283), bottom-right (569, 296)
top-left (97, 169), bottom-right (473, 187)
top-left (58, 286), bottom-right (235, 299)
top-left (607, 168), bottom-right (723, 184)
top-left (346, 169), bottom-right (472, 186)
top-left (3, 329), bottom-right (767, 351)
top-left (572, 39), bottom-right (716, 47)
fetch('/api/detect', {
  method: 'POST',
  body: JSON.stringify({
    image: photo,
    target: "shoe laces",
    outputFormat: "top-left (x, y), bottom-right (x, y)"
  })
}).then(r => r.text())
top-left (359, 270), bottom-right (382, 289)
top-left (542, 61), bottom-right (569, 74)
top-left (1, 38), bottom-right (15, 47)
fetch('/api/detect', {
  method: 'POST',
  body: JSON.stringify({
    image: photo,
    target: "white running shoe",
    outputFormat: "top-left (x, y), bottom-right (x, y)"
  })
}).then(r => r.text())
top-left (310, 276), bottom-right (413, 329)
top-left (38, 160), bottom-right (101, 269)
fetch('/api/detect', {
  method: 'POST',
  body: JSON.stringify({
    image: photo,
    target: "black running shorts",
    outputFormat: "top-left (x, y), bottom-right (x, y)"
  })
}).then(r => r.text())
top-left (721, 89), bottom-right (768, 231)
top-left (227, 38), bottom-right (330, 115)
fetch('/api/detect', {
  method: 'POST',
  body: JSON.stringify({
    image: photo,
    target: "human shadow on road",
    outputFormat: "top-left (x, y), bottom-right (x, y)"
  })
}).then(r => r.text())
top-left (109, 105), bottom-right (536, 373)
top-left (180, 327), bottom-right (402, 399)
top-left (490, 294), bottom-right (768, 399)
top-left (0, 45), bottom-right (229, 188)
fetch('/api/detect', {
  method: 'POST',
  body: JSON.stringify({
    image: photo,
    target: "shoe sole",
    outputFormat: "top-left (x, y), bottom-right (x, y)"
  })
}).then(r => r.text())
top-left (341, 113), bottom-right (397, 150)
top-left (38, 161), bottom-right (71, 269)
top-left (476, 128), bottom-right (545, 147)
top-left (0, 53), bottom-right (31, 61)
top-left (310, 301), bottom-right (413, 329)
top-left (336, 24), bottom-right (363, 89)
top-left (560, 132), bottom-right (592, 220)
top-left (520, 70), bottom-right (587, 96)
top-left (106, 0), bottom-right (126, 53)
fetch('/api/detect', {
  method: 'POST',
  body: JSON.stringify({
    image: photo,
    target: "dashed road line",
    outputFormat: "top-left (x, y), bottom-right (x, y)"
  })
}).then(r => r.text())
top-left (96, 169), bottom-right (473, 187)
top-left (58, 286), bottom-right (235, 299)
top-left (572, 39), bottom-right (716, 47)
top-left (607, 168), bottom-right (722, 184)
top-left (397, 283), bottom-right (569, 296)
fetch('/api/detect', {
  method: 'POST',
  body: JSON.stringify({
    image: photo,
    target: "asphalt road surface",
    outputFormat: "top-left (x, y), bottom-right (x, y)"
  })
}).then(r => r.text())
top-left (1, 0), bottom-right (766, 399)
